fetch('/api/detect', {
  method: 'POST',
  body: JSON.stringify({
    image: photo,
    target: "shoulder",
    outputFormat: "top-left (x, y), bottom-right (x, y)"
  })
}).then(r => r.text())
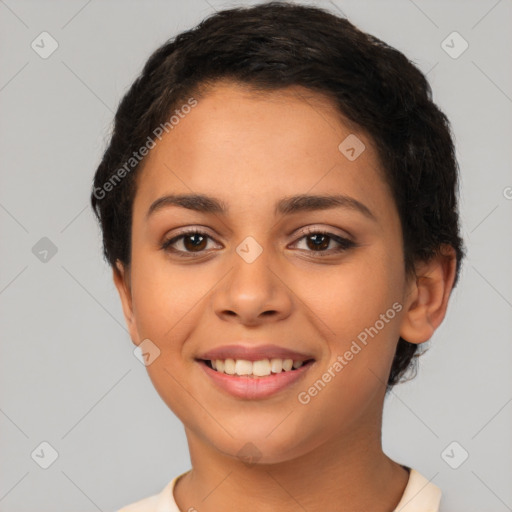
top-left (393, 467), bottom-right (442, 512)
top-left (116, 471), bottom-right (189, 512)
top-left (117, 491), bottom-right (161, 512)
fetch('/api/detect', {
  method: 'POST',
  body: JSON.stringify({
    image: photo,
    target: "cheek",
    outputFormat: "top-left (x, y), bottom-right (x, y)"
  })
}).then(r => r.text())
top-left (129, 256), bottom-right (205, 346)
top-left (129, 260), bottom-right (208, 415)
top-left (304, 251), bottom-right (401, 329)
top-left (305, 247), bottom-right (404, 377)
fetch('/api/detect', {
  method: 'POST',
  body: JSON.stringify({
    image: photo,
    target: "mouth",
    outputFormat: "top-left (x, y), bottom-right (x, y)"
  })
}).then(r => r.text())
top-left (196, 357), bottom-right (316, 377)
top-left (194, 343), bottom-right (317, 399)
top-left (195, 357), bottom-right (316, 400)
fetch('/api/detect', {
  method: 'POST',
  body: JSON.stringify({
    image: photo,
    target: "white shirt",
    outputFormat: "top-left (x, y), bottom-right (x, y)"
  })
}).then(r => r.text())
top-left (117, 467), bottom-right (441, 512)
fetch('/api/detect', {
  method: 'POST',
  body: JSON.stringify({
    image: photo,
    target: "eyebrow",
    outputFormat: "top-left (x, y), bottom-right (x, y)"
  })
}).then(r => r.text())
top-left (146, 193), bottom-right (376, 221)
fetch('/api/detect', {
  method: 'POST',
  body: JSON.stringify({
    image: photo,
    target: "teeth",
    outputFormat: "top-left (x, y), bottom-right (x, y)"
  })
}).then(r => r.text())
top-left (209, 358), bottom-right (306, 377)
top-left (270, 358), bottom-right (283, 373)
top-left (235, 359), bottom-right (252, 375)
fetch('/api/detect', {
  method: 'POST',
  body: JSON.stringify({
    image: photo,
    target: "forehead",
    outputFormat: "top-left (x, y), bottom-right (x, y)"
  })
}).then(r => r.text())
top-left (133, 81), bottom-right (392, 222)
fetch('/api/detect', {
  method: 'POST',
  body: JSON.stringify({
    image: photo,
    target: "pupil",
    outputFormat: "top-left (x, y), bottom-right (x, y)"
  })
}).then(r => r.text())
top-left (308, 234), bottom-right (328, 251)
top-left (184, 234), bottom-right (206, 251)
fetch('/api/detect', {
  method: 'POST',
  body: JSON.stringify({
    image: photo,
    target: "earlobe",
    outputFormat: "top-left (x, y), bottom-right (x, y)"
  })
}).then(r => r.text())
top-left (112, 260), bottom-right (139, 345)
top-left (399, 245), bottom-right (457, 345)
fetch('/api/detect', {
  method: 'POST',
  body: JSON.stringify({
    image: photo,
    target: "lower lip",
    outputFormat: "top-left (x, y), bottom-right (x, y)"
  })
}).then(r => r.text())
top-left (197, 360), bottom-right (315, 400)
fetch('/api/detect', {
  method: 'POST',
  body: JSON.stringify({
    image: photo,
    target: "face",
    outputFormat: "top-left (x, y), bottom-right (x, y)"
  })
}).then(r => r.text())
top-left (114, 81), bottom-right (417, 465)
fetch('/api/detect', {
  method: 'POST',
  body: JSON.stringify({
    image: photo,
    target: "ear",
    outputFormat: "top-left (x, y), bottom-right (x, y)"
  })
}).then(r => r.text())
top-left (399, 244), bottom-right (458, 344)
top-left (112, 260), bottom-right (139, 346)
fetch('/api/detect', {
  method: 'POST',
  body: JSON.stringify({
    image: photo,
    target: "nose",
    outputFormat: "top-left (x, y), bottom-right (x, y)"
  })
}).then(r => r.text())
top-left (212, 243), bottom-right (293, 326)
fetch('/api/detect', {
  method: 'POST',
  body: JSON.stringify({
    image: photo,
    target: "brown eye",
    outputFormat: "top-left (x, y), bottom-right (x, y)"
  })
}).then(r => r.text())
top-left (293, 230), bottom-right (356, 255)
top-left (161, 229), bottom-right (219, 257)
top-left (305, 233), bottom-right (331, 251)
top-left (181, 233), bottom-right (208, 252)
top-left (161, 228), bottom-right (356, 259)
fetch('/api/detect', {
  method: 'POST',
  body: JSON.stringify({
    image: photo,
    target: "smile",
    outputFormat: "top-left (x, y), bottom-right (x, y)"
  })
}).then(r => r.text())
top-left (196, 358), bottom-right (316, 399)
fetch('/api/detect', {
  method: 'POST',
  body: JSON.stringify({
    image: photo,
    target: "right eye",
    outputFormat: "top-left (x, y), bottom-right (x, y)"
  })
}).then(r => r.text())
top-left (160, 229), bottom-right (222, 258)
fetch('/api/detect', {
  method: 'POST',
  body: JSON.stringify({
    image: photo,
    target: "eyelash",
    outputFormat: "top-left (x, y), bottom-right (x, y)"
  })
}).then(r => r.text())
top-left (160, 227), bottom-right (357, 258)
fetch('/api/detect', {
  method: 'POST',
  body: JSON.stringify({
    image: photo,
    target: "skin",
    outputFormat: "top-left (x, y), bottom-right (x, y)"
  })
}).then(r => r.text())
top-left (113, 80), bottom-right (457, 512)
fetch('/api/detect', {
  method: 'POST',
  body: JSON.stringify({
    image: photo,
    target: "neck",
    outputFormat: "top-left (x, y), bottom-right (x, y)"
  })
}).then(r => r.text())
top-left (174, 396), bottom-right (409, 512)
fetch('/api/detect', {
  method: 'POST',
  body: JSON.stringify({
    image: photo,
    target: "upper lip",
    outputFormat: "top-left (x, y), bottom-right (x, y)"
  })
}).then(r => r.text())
top-left (196, 344), bottom-right (315, 362)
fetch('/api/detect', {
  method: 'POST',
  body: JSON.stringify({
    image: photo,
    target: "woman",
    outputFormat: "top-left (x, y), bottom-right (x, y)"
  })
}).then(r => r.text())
top-left (91, 2), bottom-right (464, 510)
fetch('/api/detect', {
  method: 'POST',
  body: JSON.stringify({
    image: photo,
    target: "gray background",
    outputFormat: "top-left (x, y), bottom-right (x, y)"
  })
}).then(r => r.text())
top-left (1, 0), bottom-right (511, 511)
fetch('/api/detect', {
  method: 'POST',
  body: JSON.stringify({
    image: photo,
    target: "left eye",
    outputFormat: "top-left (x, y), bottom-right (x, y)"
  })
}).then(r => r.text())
top-left (292, 230), bottom-right (355, 254)
top-left (161, 229), bottom-right (355, 257)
